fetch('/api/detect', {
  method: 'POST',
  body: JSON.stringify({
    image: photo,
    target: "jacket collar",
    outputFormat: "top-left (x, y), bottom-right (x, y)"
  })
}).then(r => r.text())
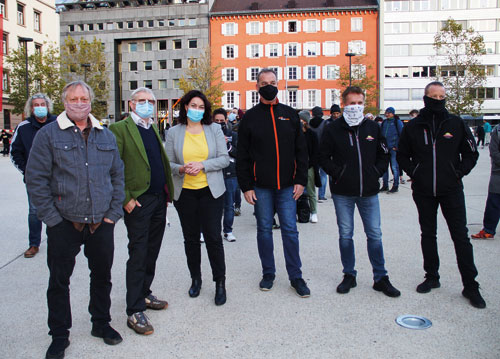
top-left (415, 107), bottom-right (449, 125)
top-left (57, 111), bottom-right (103, 130)
top-left (338, 116), bottom-right (367, 130)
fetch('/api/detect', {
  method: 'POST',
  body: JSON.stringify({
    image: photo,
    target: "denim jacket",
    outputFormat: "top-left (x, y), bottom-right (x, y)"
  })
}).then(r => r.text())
top-left (26, 112), bottom-right (125, 227)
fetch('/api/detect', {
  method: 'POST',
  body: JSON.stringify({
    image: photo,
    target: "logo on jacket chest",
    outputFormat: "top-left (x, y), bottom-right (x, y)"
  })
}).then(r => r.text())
top-left (443, 132), bottom-right (453, 139)
top-left (278, 116), bottom-right (290, 121)
top-left (365, 135), bottom-right (374, 141)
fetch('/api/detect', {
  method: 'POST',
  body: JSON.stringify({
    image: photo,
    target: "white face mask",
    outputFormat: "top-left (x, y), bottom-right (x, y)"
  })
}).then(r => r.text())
top-left (343, 105), bottom-right (365, 127)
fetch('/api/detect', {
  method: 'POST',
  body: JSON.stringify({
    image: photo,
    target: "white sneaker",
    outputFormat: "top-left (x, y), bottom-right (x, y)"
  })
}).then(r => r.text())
top-left (310, 213), bottom-right (318, 223)
top-left (224, 232), bottom-right (236, 242)
top-left (200, 233), bottom-right (204, 243)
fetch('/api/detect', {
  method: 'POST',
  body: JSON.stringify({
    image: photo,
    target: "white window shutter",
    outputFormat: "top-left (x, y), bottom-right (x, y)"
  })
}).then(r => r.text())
top-left (297, 43), bottom-right (302, 56)
top-left (234, 91), bottom-right (240, 108)
top-left (265, 22), bottom-right (270, 34)
top-left (246, 22), bottom-right (251, 34)
top-left (322, 42), bottom-right (327, 56)
top-left (277, 90), bottom-right (284, 103)
top-left (302, 91), bottom-right (307, 108)
top-left (246, 68), bottom-right (251, 81)
top-left (234, 68), bottom-right (239, 81)
top-left (222, 23), bottom-right (226, 35)
top-left (316, 66), bottom-right (321, 80)
top-left (246, 44), bottom-right (251, 58)
top-left (325, 89), bottom-right (331, 109)
top-left (259, 44), bottom-right (264, 57)
top-left (316, 19), bottom-right (321, 31)
top-left (316, 90), bottom-right (322, 107)
top-left (361, 41), bottom-right (367, 54)
top-left (335, 42), bottom-right (340, 56)
top-left (302, 20), bottom-right (308, 32)
top-left (322, 65), bottom-right (327, 80)
top-left (348, 41), bottom-right (353, 53)
top-left (221, 46), bottom-right (226, 59)
top-left (284, 20), bottom-right (289, 33)
top-left (276, 67), bottom-right (282, 80)
top-left (246, 91), bottom-right (252, 110)
top-left (297, 67), bottom-right (302, 80)
top-left (259, 22), bottom-right (264, 34)
top-left (296, 20), bottom-right (301, 32)
top-left (278, 21), bottom-right (282, 33)
top-left (222, 92), bottom-right (227, 109)
top-left (335, 19), bottom-right (340, 31)
top-left (222, 69), bottom-right (227, 82)
top-left (284, 66), bottom-right (289, 80)
top-left (234, 23), bottom-right (238, 35)
top-left (277, 44), bottom-right (282, 57)
top-left (297, 90), bottom-right (303, 109)
top-left (315, 42), bottom-right (321, 56)
top-left (234, 45), bottom-right (239, 58)
top-left (265, 44), bottom-right (270, 57)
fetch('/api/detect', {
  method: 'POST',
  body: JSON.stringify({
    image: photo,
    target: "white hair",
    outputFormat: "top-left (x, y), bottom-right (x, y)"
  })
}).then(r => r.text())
top-left (61, 80), bottom-right (94, 103)
top-left (24, 93), bottom-right (53, 117)
top-left (130, 87), bottom-right (156, 101)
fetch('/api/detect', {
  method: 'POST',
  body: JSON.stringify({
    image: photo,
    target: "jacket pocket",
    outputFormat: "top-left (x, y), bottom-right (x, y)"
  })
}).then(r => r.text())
top-left (53, 141), bottom-right (78, 169)
top-left (334, 164), bottom-right (346, 184)
top-left (95, 142), bottom-right (115, 175)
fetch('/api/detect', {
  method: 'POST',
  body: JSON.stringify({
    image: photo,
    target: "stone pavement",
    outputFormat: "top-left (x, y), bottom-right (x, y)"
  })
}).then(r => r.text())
top-left (0, 148), bottom-right (498, 359)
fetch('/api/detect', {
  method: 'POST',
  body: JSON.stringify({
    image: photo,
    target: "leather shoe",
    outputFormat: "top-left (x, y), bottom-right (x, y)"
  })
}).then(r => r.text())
top-left (24, 246), bottom-right (39, 258)
top-left (91, 324), bottom-right (123, 345)
top-left (214, 280), bottom-right (226, 306)
top-left (46, 337), bottom-right (70, 359)
top-left (416, 278), bottom-right (440, 293)
top-left (189, 278), bottom-right (202, 298)
top-left (337, 274), bottom-right (357, 294)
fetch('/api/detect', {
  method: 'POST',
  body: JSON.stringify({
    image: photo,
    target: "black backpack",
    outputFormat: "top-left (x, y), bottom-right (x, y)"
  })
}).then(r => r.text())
top-left (296, 194), bottom-right (311, 223)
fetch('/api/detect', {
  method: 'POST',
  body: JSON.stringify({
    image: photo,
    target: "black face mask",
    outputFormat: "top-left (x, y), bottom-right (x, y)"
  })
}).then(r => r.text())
top-left (258, 85), bottom-right (278, 101)
top-left (216, 122), bottom-right (226, 131)
top-left (423, 96), bottom-right (446, 113)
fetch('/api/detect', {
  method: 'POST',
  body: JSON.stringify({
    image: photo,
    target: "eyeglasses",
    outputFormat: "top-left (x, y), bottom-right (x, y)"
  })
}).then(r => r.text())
top-left (134, 99), bottom-right (156, 106)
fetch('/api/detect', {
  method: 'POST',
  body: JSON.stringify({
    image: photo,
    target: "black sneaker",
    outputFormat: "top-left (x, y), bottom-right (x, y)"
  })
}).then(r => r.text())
top-left (379, 185), bottom-right (389, 192)
top-left (46, 338), bottom-right (70, 359)
top-left (416, 278), bottom-right (440, 293)
top-left (91, 324), bottom-right (123, 345)
top-left (373, 276), bottom-right (401, 297)
top-left (462, 288), bottom-right (486, 309)
top-left (336, 274), bottom-right (357, 294)
top-left (290, 278), bottom-right (311, 298)
top-left (388, 186), bottom-right (399, 193)
top-left (259, 274), bottom-right (275, 291)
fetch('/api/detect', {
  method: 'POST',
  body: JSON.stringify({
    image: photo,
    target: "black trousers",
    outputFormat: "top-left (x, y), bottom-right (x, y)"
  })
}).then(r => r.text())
top-left (174, 187), bottom-right (226, 281)
top-left (46, 219), bottom-right (115, 338)
top-left (124, 192), bottom-right (166, 316)
top-left (412, 190), bottom-right (479, 289)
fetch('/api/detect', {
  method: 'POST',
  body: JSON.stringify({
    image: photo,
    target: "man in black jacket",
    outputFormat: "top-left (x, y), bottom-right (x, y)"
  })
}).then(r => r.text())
top-left (237, 68), bottom-right (310, 297)
top-left (319, 86), bottom-right (400, 297)
top-left (10, 93), bottom-right (57, 258)
top-left (397, 81), bottom-right (485, 309)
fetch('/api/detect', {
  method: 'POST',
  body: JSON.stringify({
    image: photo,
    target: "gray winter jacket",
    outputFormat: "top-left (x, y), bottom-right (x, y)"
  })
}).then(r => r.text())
top-left (489, 125), bottom-right (500, 194)
top-left (26, 112), bottom-right (125, 227)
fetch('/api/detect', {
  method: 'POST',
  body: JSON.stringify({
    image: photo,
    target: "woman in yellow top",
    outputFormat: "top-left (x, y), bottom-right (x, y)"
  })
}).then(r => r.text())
top-left (165, 90), bottom-right (230, 306)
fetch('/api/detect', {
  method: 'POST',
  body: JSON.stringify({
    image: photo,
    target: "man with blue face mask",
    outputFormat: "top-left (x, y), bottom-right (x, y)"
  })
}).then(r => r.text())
top-left (11, 93), bottom-right (57, 258)
top-left (109, 87), bottom-right (174, 335)
top-left (319, 86), bottom-right (401, 298)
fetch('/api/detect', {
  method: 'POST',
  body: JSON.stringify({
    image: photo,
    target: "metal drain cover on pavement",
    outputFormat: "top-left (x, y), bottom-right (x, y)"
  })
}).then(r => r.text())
top-left (396, 315), bottom-right (432, 330)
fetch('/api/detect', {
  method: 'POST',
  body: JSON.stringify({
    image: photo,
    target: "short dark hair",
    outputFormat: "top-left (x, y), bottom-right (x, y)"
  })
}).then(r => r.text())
top-left (409, 109), bottom-right (419, 116)
top-left (424, 81), bottom-right (444, 95)
top-left (341, 86), bottom-right (365, 104)
top-left (256, 68), bottom-right (277, 83)
top-left (212, 108), bottom-right (227, 120)
top-left (178, 90), bottom-right (212, 125)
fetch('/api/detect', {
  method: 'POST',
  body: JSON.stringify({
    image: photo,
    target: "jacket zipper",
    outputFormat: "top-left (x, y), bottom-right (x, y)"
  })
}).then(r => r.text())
top-left (348, 132), bottom-right (354, 146)
top-left (354, 129), bottom-right (363, 197)
top-left (270, 104), bottom-right (281, 189)
top-left (423, 129), bottom-right (428, 145)
top-left (430, 114), bottom-right (444, 197)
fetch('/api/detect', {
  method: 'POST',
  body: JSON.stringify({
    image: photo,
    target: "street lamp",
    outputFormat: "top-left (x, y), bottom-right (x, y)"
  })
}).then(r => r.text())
top-left (345, 53), bottom-right (356, 87)
top-left (81, 63), bottom-right (91, 83)
top-left (19, 37), bottom-right (33, 99)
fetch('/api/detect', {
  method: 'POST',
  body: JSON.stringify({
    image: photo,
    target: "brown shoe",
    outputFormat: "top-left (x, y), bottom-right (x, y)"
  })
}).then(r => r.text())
top-left (145, 294), bottom-right (168, 310)
top-left (24, 246), bottom-right (39, 258)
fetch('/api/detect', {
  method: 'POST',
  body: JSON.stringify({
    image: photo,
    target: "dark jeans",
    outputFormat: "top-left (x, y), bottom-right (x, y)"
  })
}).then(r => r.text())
top-left (483, 192), bottom-right (500, 235)
top-left (477, 137), bottom-right (485, 147)
top-left (223, 177), bottom-right (238, 233)
top-left (234, 184), bottom-right (241, 208)
top-left (174, 187), bottom-right (225, 281)
top-left (412, 190), bottom-right (479, 289)
top-left (27, 187), bottom-right (42, 247)
top-left (46, 219), bottom-right (115, 338)
top-left (124, 192), bottom-right (166, 316)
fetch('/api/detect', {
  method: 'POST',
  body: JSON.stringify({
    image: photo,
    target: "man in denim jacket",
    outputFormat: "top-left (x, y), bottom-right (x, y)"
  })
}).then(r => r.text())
top-left (26, 81), bottom-right (125, 359)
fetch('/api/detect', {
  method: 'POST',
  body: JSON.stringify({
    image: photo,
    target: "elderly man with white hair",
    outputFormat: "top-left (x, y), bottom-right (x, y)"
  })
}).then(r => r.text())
top-left (109, 87), bottom-right (174, 336)
top-left (11, 93), bottom-right (57, 258)
top-left (26, 81), bottom-right (125, 359)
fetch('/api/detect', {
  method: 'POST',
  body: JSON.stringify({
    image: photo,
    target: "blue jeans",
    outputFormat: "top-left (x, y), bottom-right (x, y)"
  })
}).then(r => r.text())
top-left (332, 194), bottom-right (387, 281)
top-left (318, 168), bottom-right (328, 199)
top-left (223, 177), bottom-right (238, 233)
top-left (383, 149), bottom-right (399, 187)
top-left (234, 184), bottom-right (241, 208)
top-left (254, 186), bottom-right (302, 280)
top-left (483, 192), bottom-right (500, 235)
top-left (27, 187), bottom-right (42, 247)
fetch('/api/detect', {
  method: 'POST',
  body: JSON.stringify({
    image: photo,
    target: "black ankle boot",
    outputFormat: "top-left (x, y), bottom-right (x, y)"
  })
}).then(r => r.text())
top-left (214, 280), bottom-right (226, 306)
top-left (189, 278), bottom-right (202, 298)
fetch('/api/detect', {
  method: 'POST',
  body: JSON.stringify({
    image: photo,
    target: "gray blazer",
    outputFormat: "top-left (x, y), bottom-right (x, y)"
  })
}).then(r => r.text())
top-left (165, 123), bottom-right (230, 201)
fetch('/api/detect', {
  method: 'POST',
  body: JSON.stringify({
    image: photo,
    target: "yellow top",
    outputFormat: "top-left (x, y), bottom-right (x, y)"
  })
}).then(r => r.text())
top-left (182, 130), bottom-right (209, 189)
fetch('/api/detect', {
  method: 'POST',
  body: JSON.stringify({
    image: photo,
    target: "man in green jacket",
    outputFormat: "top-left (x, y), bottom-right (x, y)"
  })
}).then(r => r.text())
top-left (109, 87), bottom-right (174, 336)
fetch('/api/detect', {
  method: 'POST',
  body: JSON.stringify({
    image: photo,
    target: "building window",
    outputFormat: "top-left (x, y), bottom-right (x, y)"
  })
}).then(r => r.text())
top-left (385, 22), bottom-right (411, 34)
top-left (287, 21), bottom-right (297, 33)
top-left (189, 39), bottom-right (197, 49)
top-left (127, 21), bottom-right (134, 29)
top-left (0, 0), bottom-right (5, 18)
top-left (250, 44), bottom-right (260, 58)
top-left (173, 40), bottom-right (182, 49)
top-left (351, 18), bottom-right (363, 32)
top-left (440, 0), bottom-right (466, 10)
top-left (188, 18), bottom-right (196, 26)
top-left (249, 21), bottom-right (260, 35)
top-left (189, 58), bottom-right (197, 68)
top-left (287, 43), bottom-right (298, 57)
top-left (168, 19), bottom-right (175, 27)
top-left (325, 65), bottom-right (340, 80)
top-left (307, 66), bottom-right (317, 80)
top-left (225, 68), bottom-right (235, 82)
top-left (158, 80), bottom-right (167, 89)
top-left (323, 41), bottom-right (340, 56)
top-left (288, 67), bottom-right (298, 80)
top-left (288, 90), bottom-right (297, 108)
top-left (470, 0), bottom-right (497, 8)
top-left (117, 22), bottom-right (123, 29)
top-left (269, 44), bottom-right (278, 57)
top-left (384, 67), bottom-right (409, 78)
top-left (385, 1), bottom-right (410, 12)
top-left (173, 59), bottom-right (182, 69)
top-left (173, 79), bottom-right (180, 89)
top-left (251, 91), bottom-right (259, 107)
top-left (324, 18), bottom-right (339, 32)
top-left (269, 67), bottom-right (279, 80)
top-left (144, 42), bottom-right (152, 51)
top-left (130, 81), bottom-right (138, 90)
top-left (3, 72), bottom-right (9, 92)
top-left (158, 20), bottom-right (165, 27)
top-left (129, 43), bottom-right (137, 52)
top-left (2, 33), bottom-right (8, 55)
top-left (226, 45), bottom-right (234, 59)
top-left (147, 20), bottom-right (154, 27)
top-left (144, 61), bottom-right (152, 71)
top-left (17, 3), bottom-right (25, 25)
top-left (129, 62), bottom-right (138, 71)
top-left (440, 66), bottom-right (465, 77)
top-left (352, 65), bottom-right (366, 79)
top-left (468, 20), bottom-right (496, 32)
top-left (268, 21), bottom-right (279, 34)
top-left (87, 23), bottom-right (94, 31)
top-left (34, 11), bottom-right (41, 31)
top-left (307, 90), bottom-right (316, 108)
top-left (305, 42), bottom-right (319, 56)
top-left (144, 80), bottom-right (152, 89)
top-left (69, 25), bottom-right (75, 32)
top-left (384, 44), bottom-right (409, 56)
top-left (178, 18), bottom-right (185, 26)
top-left (305, 20), bottom-right (318, 33)
top-left (411, 88), bottom-right (425, 100)
top-left (159, 40), bottom-right (167, 50)
top-left (224, 22), bottom-right (235, 36)
top-left (98, 23), bottom-right (104, 30)
top-left (411, 66), bottom-right (436, 77)
top-left (348, 41), bottom-right (366, 55)
top-left (385, 88), bottom-right (409, 101)
top-left (413, 0), bottom-right (438, 11)
top-left (137, 21), bottom-right (144, 28)
top-left (250, 67), bottom-right (259, 81)
top-left (159, 60), bottom-right (167, 70)
top-left (226, 91), bottom-right (235, 108)
top-left (412, 44), bottom-right (435, 56)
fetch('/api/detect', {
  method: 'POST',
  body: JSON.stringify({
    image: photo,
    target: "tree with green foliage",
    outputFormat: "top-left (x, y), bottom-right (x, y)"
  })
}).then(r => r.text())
top-left (433, 18), bottom-right (486, 116)
top-left (5, 42), bottom-right (65, 115)
top-left (338, 55), bottom-right (379, 115)
top-left (179, 47), bottom-right (224, 108)
top-left (60, 35), bottom-right (110, 119)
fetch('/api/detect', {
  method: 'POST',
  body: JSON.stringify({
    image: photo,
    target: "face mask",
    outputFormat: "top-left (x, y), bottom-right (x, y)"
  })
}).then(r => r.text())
top-left (187, 108), bottom-right (204, 122)
top-left (33, 106), bottom-right (48, 118)
top-left (217, 122), bottom-right (227, 131)
top-left (423, 96), bottom-right (446, 113)
top-left (258, 85), bottom-right (278, 101)
top-left (135, 102), bottom-right (154, 119)
top-left (228, 113), bottom-right (237, 122)
top-left (343, 105), bottom-right (365, 127)
top-left (65, 103), bottom-right (91, 122)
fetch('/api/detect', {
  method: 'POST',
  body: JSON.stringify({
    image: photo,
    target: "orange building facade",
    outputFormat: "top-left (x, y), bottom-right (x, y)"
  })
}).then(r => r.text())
top-left (210, 8), bottom-right (378, 112)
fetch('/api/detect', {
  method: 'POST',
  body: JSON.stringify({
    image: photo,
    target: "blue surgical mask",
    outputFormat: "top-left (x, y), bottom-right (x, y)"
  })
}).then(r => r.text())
top-left (33, 106), bottom-right (48, 118)
top-left (187, 108), bottom-right (204, 122)
top-left (135, 102), bottom-right (154, 119)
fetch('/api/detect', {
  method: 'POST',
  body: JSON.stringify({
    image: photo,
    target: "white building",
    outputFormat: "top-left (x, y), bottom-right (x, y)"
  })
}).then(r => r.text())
top-left (1, 0), bottom-right (60, 129)
top-left (381, 0), bottom-right (500, 118)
